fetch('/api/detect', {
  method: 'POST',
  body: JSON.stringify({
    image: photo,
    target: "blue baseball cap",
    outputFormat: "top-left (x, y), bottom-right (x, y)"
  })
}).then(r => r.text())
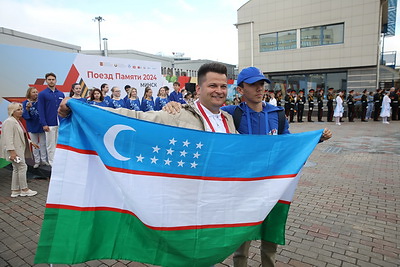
top-left (237, 67), bottom-right (271, 85)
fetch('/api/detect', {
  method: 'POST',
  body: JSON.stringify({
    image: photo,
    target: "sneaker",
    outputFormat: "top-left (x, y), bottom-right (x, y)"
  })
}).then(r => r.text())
top-left (20, 189), bottom-right (37, 197)
top-left (11, 191), bottom-right (20, 198)
top-left (41, 161), bottom-right (50, 166)
top-left (33, 163), bottom-right (40, 168)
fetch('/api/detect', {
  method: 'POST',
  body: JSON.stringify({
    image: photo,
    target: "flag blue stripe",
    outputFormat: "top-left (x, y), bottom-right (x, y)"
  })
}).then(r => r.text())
top-left (58, 100), bottom-right (322, 178)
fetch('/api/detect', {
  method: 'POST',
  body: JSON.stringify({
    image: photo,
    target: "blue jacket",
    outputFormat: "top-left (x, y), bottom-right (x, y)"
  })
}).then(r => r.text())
top-left (37, 87), bottom-right (65, 127)
top-left (88, 100), bottom-right (108, 107)
top-left (103, 95), bottom-right (112, 107)
top-left (22, 100), bottom-right (44, 133)
top-left (125, 98), bottom-right (141, 111)
top-left (108, 98), bottom-right (126, 109)
top-left (221, 102), bottom-right (290, 135)
top-left (154, 97), bottom-right (170, 111)
top-left (140, 98), bottom-right (155, 112)
top-left (169, 91), bottom-right (186, 104)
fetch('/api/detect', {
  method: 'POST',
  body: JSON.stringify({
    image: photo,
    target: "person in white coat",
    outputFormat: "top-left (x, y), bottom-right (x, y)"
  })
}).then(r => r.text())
top-left (333, 91), bottom-right (344, 125)
top-left (380, 90), bottom-right (391, 124)
top-left (0, 102), bottom-right (39, 197)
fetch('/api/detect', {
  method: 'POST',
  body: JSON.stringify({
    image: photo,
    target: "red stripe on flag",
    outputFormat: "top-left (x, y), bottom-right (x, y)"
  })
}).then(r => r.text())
top-left (106, 165), bottom-right (296, 181)
top-left (277, 200), bottom-right (291, 205)
top-left (45, 204), bottom-right (264, 230)
top-left (56, 144), bottom-right (297, 181)
top-left (57, 144), bottom-right (98, 155)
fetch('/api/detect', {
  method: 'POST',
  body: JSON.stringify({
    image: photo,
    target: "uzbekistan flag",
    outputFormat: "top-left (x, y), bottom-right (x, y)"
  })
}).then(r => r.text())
top-left (35, 100), bottom-right (323, 266)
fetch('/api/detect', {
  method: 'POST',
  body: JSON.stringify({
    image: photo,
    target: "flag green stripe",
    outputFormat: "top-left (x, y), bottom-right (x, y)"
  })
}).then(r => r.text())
top-left (35, 203), bottom-right (290, 266)
top-left (0, 158), bottom-right (10, 168)
top-left (261, 202), bottom-right (291, 245)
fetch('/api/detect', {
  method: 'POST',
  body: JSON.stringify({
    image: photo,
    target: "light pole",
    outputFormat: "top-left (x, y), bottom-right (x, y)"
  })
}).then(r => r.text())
top-left (93, 16), bottom-right (105, 52)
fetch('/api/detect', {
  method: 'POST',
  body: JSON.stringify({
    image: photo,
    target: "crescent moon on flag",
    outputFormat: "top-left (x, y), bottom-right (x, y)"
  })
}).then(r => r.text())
top-left (104, 124), bottom-right (136, 161)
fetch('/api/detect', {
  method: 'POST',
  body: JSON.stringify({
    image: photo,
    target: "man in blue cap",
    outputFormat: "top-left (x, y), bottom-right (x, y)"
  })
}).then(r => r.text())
top-left (221, 67), bottom-right (290, 135)
top-left (220, 67), bottom-right (289, 267)
top-left (221, 67), bottom-right (331, 267)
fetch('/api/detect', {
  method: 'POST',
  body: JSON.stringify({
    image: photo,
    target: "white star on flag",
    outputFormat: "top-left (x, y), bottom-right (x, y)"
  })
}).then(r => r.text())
top-left (193, 152), bottom-right (200, 159)
top-left (164, 158), bottom-right (172, 165)
top-left (180, 150), bottom-right (188, 157)
top-left (177, 160), bottom-right (185, 167)
top-left (196, 142), bottom-right (204, 149)
top-left (136, 154), bottom-right (144, 162)
top-left (166, 148), bottom-right (174, 155)
top-left (150, 156), bottom-right (158, 164)
top-left (190, 161), bottom-right (198, 168)
top-left (183, 140), bottom-right (190, 147)
top-left (169, 138), bottom-right (177, 145)
top-left (152, 145), bottom-right (161, 153)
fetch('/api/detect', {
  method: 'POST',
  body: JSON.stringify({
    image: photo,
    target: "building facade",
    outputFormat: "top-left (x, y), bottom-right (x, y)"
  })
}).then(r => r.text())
top-left (236, 0), bottom-right (398, 94)
top-left (0, 27), bottom-right (236, 87)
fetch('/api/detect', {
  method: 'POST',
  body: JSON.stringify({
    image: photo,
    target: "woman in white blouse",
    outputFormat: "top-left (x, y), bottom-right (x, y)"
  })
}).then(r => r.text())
top-left (333, 91), bottom-right (344, 125)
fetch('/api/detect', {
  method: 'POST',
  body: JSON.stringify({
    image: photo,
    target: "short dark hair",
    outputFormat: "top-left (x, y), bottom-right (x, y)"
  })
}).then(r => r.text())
top-left (124, 85), bottom-right (131, 90)
top-left (45, 72), bottom-right (56, 79)
top-left (197, 62), bottom-right (227, 85)
top-left (173, 82), bottom-right (180, 86)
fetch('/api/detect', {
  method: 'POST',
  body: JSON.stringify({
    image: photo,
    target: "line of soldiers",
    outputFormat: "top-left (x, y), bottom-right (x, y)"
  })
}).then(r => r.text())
top-left (283, 88), bottom-right (326, 123)
top-left (264, 87), bottom-right (400, 123)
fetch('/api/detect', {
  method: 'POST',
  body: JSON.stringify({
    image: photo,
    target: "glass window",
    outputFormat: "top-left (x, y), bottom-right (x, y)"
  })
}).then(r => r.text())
top-left (326, 72), bottom-right (347, 93)
top-left (308, 74), bottom-right (325, 94)
top-left (301, 27), bottom-right (322, 47)
top-left (260, 30), bottom-right (297, 52)
top-left (277, 30), bottom-right (297, 50)
top-left (322, 24), bottom-right (344, 45)
top-left (301, 23), bottom-right (344, 47)
top-left (260, 33), bottom-right (277, 52)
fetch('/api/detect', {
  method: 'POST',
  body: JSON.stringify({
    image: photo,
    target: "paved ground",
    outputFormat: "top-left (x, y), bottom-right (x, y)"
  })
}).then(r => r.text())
top-left (1, 119), bottom-right (399, 267)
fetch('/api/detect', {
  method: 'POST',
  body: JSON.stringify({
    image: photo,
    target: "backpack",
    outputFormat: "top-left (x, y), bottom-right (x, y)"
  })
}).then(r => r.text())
top-left (233, 106), bottom-right (286, 135)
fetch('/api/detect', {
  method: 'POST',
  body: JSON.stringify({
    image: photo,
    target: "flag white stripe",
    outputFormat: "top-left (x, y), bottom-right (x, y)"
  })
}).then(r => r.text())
top-left (48, 149), bottom-right (297, 228)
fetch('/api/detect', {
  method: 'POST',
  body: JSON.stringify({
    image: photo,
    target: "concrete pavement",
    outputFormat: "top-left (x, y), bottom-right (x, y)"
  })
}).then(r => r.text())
top-left (1, 120), bottom-right (399, 266)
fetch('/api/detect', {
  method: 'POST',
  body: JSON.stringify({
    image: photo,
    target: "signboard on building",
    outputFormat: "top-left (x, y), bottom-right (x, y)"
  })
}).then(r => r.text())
top-left (0, 43), bottom-right (166, 124)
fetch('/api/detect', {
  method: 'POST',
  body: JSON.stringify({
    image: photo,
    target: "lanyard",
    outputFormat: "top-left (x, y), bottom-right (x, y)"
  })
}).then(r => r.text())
top-left (196, 102), bottom-right (230, 133)
top-left (245, 103), bottom-right (270, 135)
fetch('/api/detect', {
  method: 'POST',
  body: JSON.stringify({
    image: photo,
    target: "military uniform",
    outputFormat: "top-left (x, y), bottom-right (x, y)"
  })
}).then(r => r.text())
top-left (284, 94), bottom-right (291, 118)
top-left (347, 91), bottom-right (355, 122)
top-left (276, 93), bottom-right (282, 107)
top-left (361, 90), bottom-right (368, 121)
top-left (373, 90), bottom-right (382, 121)
top-left (317, 90), bottom-right (324, 122)
top-left (307, 89), bottom-right (315, 122)
top-left (390, 90), bottom-right (399, 120)
top-left (327, 90), bottom-right (334, 122)
top-left (296, 91), bottom-right (305, 122)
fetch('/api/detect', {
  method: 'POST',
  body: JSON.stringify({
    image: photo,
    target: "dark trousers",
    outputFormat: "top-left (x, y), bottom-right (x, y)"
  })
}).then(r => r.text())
top-left (391, 105), bottom-right (399, 120)
top-left (348, 105), bottom-right (355, 122)
top-left (297, 105), bottom-right (304, 122)
top-left (361, 105), bottom-right (367, 121)
top-left (318, 106), bottom-right (323, 121)
top-left (327, 103), bottom-right (333, 122)
top-left (308, 106), bottom-right (314, 121)
top-left (285, 105), bottom-right (290, 117)
top-left (373, 104), bottom-right (381, 121)
top-left (289, 109), bottom-right (295, 122)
